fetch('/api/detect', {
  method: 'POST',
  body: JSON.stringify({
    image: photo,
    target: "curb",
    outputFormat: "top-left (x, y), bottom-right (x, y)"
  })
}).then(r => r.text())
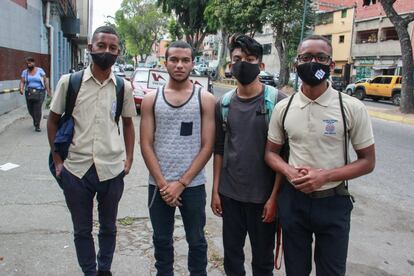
top-left (367, 110), bottom-right (414, 125)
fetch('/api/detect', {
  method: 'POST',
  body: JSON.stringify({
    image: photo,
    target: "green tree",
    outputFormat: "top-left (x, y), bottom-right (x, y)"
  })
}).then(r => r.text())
top-left (115, 0), bottom-right (167, 64)
top-left (262, 0), bottom-right (315, 88)
top-left (204, 0), bottom-right (266, 79)
top-left (157, 0), bottom-right (216, 52)
top-left (378, 0), bottom-right (414, 113)
top-left (168, 18), bottom-right (184, 41)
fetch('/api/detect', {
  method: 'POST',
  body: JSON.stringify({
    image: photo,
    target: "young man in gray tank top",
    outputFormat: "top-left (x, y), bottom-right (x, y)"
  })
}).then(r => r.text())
top-left (140, 41), bottom-right (216, 276)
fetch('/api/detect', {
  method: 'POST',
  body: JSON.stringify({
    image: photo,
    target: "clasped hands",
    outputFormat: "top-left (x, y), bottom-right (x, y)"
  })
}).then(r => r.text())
top-left (288, 166), bottom-right (329, 194)
top-left (160, 181), bottom-right (185, 207)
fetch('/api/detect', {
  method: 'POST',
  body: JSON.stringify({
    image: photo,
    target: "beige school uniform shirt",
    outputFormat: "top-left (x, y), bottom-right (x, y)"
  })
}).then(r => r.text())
top-left (50, 66), bottom-right (136, 181)
top-left (268, 83), bottom-right (375, 191)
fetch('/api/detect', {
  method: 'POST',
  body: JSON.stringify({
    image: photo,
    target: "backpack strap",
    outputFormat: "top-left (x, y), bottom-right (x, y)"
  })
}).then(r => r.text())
top-left (65, 70), bottom-right (84, 116)
top-left (220, 88), bottom-right (237, 132)
top-left (114, 75), bottom-right (124, 125)
top-left (264, 85), bottom-right (278, 125)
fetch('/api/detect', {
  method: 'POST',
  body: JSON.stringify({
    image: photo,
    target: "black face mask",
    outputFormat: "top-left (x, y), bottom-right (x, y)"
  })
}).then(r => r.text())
top-left (296, 62), bottom-right (331, 86)
top-left (231, 61), bottom-right (260, 85)
top-left (90, 52), bottom-right (118, 70)
top-left (27, 65), bottom-right (34, 71)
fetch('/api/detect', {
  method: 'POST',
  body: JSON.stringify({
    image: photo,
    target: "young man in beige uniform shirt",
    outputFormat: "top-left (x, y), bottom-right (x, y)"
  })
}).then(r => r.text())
top-left (265, 35), bottom-right (375, 276)
top-left (47, 26), bottom-right (136, 276)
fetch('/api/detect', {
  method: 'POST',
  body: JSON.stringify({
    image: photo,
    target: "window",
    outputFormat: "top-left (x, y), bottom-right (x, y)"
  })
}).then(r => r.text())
top-left (371, 77), bottom-right (382, 84)
top-left (323, 35), bottom-right (332, 42)
top-left (380, 27), bottom-right (399, 41)
top-left (341, 10), bottom-right (347, 18)
top-left (356, 29), bottom-right (378, 44)
top-left (316, 12), bottom-right (334, 25)
top-left (396, 77), bottom-right (402, 84)
top-left (339, 35), bottom-right (345, 43)
top-left (382, 77), bottom-right (392, 84)
top-left (263, 43), bottom-right (272, 55)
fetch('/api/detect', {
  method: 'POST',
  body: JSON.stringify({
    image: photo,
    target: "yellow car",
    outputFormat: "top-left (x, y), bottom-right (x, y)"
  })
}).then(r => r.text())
top-left (354, 75), bottom-right (401, 106)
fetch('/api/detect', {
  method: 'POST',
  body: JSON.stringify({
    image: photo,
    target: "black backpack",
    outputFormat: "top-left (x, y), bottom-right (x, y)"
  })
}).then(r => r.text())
top-left (49, 70), bottom-right (125, 185)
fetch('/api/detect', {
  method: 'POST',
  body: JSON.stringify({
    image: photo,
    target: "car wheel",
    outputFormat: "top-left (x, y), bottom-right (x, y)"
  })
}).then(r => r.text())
top-left (392, 93), bottom-right (401, 106)
top-left (354, 88), bottom-right (365, 100)
top-left (372, 97), bottom-right (379, 102)
top-left (346, 89), bottom-right (353, 96)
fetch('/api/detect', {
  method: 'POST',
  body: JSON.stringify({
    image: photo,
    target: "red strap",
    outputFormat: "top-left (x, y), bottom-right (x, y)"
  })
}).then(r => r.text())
top-left (274, 223), bottom-right (283, 270)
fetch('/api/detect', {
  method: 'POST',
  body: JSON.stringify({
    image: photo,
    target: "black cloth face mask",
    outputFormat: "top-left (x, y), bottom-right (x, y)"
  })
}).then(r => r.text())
top-left (90, 52), bottom-right (118, 70)
top-left (296, 62), bottom-right (331, 86)
top-left (231, 61), bottom-right (260, 85)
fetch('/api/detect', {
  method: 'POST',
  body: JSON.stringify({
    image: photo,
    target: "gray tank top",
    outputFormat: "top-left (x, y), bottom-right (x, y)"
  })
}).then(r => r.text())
top-left (148, 85), bottom-right (206, 187)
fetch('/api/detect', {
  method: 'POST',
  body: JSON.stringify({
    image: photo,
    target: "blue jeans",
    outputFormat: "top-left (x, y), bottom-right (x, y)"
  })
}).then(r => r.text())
top-left (61, 165), bottom-right (125, 276)
top-left (278, 182), bottom-right (353, 276)
top-left (148, 184), bottom-right (207, 276)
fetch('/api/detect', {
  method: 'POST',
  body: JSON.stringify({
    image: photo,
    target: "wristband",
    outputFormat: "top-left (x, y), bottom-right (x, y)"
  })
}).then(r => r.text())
top-left (178, 179), bottom-right (187, 188)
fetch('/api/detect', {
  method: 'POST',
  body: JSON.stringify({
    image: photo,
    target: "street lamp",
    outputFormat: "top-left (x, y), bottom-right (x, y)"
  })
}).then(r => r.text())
top-left (295, 0), bottom-right (309, 91)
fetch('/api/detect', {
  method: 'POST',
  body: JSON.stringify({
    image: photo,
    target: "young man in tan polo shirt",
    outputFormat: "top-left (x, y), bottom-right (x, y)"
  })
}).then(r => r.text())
top-left (265, 35), bottom-right (376, 276)
top-left (47, 26), bottom-right (136, 276)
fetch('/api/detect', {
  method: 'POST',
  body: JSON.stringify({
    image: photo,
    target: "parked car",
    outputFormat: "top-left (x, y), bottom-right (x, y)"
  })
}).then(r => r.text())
top-left (113, 66), bottom-right (126, 78)
top-left (196, 64), bottom-right (209, 75)
top-left (123, 64), bottom-right (135, 80)
top-left (192, 69), bottom-right (214, 93)
top-left (354, 75), bottom-right (401, 105)
top-left (331, 76), bottom-right (345, 91)
top-left (130, 68), bottom-right (155, 113)
top-left (259, 71), bottom-right (276, 87)
top-left (344, 78), bottom-right (371, 95)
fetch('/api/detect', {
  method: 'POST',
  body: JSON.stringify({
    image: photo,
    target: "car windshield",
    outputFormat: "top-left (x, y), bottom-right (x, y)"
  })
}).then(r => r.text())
top-left (133, 70), bottom-right (149, 83)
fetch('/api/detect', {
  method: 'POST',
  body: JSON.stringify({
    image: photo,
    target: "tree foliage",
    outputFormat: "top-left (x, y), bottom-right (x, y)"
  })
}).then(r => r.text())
top-left (168, 18), bottom-right (184, 41)
top-left (379, 0), bottom-right (414, 113)
top-left (262, 0), bottom-right (315, 88)
top-left (115, 0), bottom-right (167, 63)
top-left (157, 0), bottom-right (216, 52)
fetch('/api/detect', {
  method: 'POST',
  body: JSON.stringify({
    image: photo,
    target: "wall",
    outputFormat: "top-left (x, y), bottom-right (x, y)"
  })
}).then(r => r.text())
top-left (254, 32), bottom-right (280, 74)
top-left (355, 0), bottom-right (414, 20)
top-left (0, 0), bottom-right (49, 115)
top-left (314, 8), bottom-right (354, 63)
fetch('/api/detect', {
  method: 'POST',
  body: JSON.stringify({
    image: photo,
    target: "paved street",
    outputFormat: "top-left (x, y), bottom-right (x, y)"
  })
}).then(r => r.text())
top-left (0, 88), bottom-right (413, 275)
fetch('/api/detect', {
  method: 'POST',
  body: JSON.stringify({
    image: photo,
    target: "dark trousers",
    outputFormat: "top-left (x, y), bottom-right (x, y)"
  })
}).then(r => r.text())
top-left (61, 165), bottom-right (125, 276)
top-left (278, 182), bottom-right (353, 276)
top-left (148, 184), bottom-right (207, 276)
top-left (25, 90), bottom-right (45, 127)
top-left (220, 194), bottom-right (276, 276)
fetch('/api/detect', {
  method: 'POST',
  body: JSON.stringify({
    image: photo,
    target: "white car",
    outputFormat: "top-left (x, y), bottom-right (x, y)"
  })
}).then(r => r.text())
top-left (344, 78), bottom-right (371, 95)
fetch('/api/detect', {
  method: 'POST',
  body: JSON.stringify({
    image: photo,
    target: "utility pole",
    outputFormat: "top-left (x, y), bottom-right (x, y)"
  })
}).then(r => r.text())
top-left (295, 0), bottom-right (309, 90)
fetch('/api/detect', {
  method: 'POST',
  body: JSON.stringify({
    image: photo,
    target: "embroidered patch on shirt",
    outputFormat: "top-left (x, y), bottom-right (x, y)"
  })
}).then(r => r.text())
top-left (323, 119), bottom-right (338, 135)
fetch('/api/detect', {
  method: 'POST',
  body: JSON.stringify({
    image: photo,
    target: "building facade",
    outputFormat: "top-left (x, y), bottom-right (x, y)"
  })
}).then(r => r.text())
top-left (0, 0), bottom-right (89, 115)
top-left (314, 6), bottom-right (355, 83)
top-left (351, 0), bottom-right (414, 80)
top-left (254, 26), bottom-right (280, 75)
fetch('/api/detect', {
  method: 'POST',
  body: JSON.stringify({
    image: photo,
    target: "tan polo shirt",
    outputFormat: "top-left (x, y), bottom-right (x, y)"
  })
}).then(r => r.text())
top-left (268, 83), bottom-right (374, 190)
top-left (50, 66), bottom-right (136, 181)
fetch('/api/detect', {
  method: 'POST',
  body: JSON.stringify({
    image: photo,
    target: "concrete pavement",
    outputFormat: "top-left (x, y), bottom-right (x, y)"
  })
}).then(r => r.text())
top-left (1, 101), bottom-right (413, 275)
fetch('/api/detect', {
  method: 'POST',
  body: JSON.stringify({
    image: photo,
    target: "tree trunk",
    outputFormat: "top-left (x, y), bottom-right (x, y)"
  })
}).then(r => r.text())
top-left (216, 30), bottom-right (229, 81)
top-left (274, 23), bottom-right (290, 88)
top-left (380, 0), bottom-right (414, 113)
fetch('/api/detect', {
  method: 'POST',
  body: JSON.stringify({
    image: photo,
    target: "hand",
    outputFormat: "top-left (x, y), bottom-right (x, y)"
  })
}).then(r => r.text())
top-left (160, 181), bottom-right (184, 207)
top-left (211, 193), bottom-right (222, 217)
top-left (52, 154), bottom-right (64, 177)
top-left (47, 92), bottom-right (52, 97)
top-left (262, 198), bottom-right (277, 223)
top-left (20, 90), bottom-right (23, 95)
top-left (286, 166), bottom-right (308, 183)
top-left (291, 167), bottom-right (328, 193)
top-left (124, 159), bottom-right (132, 175)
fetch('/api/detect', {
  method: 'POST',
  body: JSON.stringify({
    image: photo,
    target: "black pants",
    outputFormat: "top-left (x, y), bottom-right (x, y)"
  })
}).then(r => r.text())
top-left (278, 183), bottom-right (353, 276)
top-left (220, 194), bottom-right (276, 276)
top-left (60, 165), bottom-right (125, 276)
top-left (25, 90), bottom-right (45, 127)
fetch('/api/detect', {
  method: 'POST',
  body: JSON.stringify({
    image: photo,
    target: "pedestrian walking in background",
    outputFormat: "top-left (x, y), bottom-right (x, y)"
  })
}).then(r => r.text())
top-left (19, 56), bottom-right (51, 132)
top-left (265, 35), bottom-right (376, 276)
top-left (140, 40), bottom-right (216, 276)
top-left (211, 34), bottom-right (286, 276)
top-left (47, 25), bottom-right (136, 276)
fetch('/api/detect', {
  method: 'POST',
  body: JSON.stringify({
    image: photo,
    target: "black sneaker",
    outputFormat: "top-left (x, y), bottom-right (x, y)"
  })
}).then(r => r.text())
top-left (97, 271), bottom-right (112, 276)
top-left (35, 127), bottom-right (41, 132)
